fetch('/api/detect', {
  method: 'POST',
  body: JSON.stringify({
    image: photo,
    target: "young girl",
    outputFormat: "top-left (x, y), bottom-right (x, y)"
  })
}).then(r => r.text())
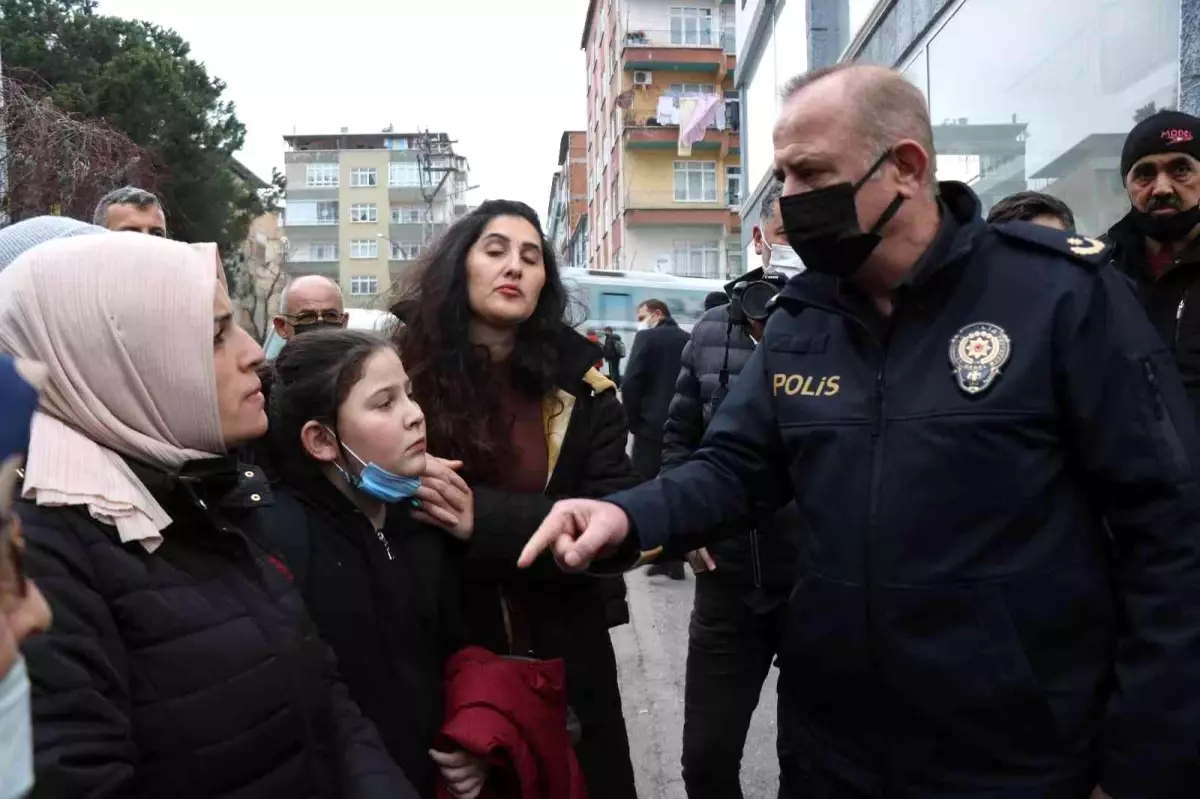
top-left (264, 329), bottom-right (487, 799)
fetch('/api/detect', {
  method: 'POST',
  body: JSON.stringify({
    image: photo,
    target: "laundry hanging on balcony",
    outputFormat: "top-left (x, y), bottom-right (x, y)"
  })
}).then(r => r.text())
top-left (678, 93), bottom-right (721, 156)
top-left (656, 95), bottom-right (679, 125)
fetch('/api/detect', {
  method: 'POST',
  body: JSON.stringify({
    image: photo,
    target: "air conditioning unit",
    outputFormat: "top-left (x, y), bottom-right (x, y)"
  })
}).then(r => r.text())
top-left (633, 71), bottom-right (653, 86)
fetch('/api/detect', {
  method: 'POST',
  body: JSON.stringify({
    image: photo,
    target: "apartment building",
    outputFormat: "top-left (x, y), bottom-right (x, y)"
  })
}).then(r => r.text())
top-left (282, 130), bottom-right (471, 308)
top-left (581, 0), bottom-right (743, 280)
top-left (546, 131), bottom-right (589, 268)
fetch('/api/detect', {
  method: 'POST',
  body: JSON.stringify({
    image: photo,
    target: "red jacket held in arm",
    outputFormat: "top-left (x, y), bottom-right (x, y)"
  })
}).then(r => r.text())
top-left (435, 647), bottom-right (588, 799)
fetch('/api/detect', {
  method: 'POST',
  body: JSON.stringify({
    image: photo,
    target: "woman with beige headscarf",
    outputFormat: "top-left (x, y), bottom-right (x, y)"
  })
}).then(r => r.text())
top-left (0, 232), bottom-right (417, 799)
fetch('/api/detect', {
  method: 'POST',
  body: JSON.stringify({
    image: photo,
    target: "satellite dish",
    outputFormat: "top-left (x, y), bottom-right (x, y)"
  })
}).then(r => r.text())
top-left (616, 91), bottom-right (635, 109)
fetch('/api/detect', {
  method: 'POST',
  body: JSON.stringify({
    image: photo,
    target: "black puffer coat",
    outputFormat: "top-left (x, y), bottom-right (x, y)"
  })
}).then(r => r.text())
top-left (263, 472), bottom-right (465, 798)
top-left (18, 456), bottom-right (414, 799)
top-left (661, 303), bottom-right (801, 605)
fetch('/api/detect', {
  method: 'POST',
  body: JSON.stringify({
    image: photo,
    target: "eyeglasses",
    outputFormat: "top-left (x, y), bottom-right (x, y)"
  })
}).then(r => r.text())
top-left (283, 309), bottom-right (345, 326)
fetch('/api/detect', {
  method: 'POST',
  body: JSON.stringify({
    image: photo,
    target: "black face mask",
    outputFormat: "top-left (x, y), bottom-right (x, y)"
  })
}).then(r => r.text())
top-left (778, 149), bottom-right (906, 279)
top-left (1131, 202), bottom-right (1200, 243)
top-left (291, 321), bottom-right (343, 337)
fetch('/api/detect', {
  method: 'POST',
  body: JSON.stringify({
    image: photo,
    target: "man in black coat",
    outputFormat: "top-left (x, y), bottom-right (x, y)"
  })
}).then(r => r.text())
top-left (602, 326), bottom-right (625, 387)
top-left (622, 298), bottom-right (691, 579)
top-left (1104, 110), bottom-right (1200, 418)
top-left (663, 180), bottom-right (805, 799)
top-left (526, 65), bottom-right (1200, 799)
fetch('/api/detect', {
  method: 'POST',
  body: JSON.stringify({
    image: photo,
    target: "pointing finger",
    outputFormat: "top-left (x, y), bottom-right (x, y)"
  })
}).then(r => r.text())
top-left (519, 510), bottom-right (571, 568)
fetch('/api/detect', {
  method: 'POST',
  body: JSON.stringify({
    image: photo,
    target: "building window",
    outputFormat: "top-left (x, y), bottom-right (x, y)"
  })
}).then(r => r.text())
top-left (350, 167), bottom-right (378, 188)
top-left (384, 137), bottom-right (409, 151)
top-left (724, 90), bottom-right (741, 132)
top-left (309, 239), bottom-right (338, 261)
top-left (349, 276), bottom-right (379, 296)
top-left (350, 203), bottom-right (378, 223)
top-left (350, 239), bottom-right (378, 259)
top-left (920, 0), bottom-right (1179, 236)
top-left (670, 83), bottom-right (717, 97)
top-left (727, 250), bottom-right (744, 276)
top-left (317, 201), bottom-right (339, 224)
top-left (674, 160), bottom-right (718, 202)
top-left (391, 205), bottom-right (423, 223)
top-left (305, 163), bottom-right (339, 187)
top-left (286, 200), bottom-right (339, 226)
top-left (389, 161), bottom-right (421, 187)
top-left (672, 240), bottom-right (721, 279)
top-left (390, 241), bottom-right (424, 260)
top-left (726, 166), bottom-right (742, 206)
top-left (669, 7), bottom-right (714, 46)
top-left (610, 174), bottom-right (619, 223)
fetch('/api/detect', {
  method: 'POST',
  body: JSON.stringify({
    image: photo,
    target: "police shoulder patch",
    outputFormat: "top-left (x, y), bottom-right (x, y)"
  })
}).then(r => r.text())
top-left (990, 220), bottom-right (1110, 268)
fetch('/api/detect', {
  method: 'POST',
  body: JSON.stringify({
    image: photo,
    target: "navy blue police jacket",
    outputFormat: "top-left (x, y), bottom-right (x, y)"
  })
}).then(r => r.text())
top-left (607, 182), bottom-right (1200, 797)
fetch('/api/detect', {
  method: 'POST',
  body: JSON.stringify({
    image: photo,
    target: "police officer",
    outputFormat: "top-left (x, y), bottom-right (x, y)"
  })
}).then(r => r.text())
top-left (522, 64), bottom-right (1200, 798)
top-left (665, 179), bottom-right (803, 799)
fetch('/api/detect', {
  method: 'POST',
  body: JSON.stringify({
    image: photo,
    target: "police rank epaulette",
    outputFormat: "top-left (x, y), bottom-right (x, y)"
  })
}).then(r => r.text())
top-left (990, 220), bottom-right (1111, 268)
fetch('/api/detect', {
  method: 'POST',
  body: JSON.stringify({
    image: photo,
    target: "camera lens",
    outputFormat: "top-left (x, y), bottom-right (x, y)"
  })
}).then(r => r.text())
top-left (742, 281), bottom-right (778, 321)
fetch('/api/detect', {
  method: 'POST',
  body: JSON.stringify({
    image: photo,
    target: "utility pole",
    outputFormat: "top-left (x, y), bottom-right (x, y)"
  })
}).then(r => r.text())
top-left (415, 129), bottom-right (460, 245)
top-left (0, 40), bottom-right (9, 227)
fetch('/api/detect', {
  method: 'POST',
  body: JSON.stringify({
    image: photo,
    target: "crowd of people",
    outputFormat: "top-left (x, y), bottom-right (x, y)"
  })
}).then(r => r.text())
top-left (3, 60), bottom-right (1200, 799)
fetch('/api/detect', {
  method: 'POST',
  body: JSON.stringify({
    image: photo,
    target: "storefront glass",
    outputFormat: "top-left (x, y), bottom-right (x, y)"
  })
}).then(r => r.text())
top-left (909, 0), bottom-right (1180, 236)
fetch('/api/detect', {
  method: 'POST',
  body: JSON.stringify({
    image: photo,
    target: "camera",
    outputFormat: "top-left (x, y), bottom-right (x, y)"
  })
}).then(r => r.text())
top-left (729, 271), bottom-right (788, 325)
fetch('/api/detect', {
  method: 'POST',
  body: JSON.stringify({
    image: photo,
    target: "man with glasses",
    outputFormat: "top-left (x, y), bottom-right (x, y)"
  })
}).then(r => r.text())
top-left (272, 275), bottom-right (348, 342)
top-left (1, 355), bottom-right (53, 797)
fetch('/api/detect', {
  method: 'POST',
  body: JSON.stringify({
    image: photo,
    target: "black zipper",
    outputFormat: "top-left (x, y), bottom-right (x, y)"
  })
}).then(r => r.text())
top-left (749, 529), bottom-right (763, 587)
top-left (374, 527), bottom-right (395, 561)
top-left (1142, 358), bottom-right (1189, 472)
top-left (1175, 278), bottom-right (1188, 351)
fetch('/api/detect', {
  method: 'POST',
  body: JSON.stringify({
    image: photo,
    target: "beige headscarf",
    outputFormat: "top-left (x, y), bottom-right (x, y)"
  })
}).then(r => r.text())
top-left (0, 233), bottom-right (227, 552)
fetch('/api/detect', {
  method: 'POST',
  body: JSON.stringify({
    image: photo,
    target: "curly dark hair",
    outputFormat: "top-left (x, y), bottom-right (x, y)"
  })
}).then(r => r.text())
top-left (390, 199), bottom-right (581, 482)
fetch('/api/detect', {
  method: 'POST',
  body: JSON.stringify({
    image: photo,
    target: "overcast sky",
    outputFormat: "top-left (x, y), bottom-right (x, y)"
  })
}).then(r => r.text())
top-left (94, 0), bottom-right (589, 219)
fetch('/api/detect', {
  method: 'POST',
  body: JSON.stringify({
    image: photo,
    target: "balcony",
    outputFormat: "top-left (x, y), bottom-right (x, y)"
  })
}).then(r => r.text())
top-left (623, 189), bottom-right (740, 231)
top-left (622, 109), bottom-right (737, 152)
top-left (621, 28), bottom-right (736, 73)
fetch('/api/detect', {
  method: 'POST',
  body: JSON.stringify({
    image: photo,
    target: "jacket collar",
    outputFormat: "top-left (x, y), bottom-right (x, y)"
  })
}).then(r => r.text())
top-left (776, 181), bottom-right (985, 312)
top-left (553, 324), bottom-right (607, 394)
top-left (127, 455), bottom-right (272, 513)
top-left (1107, 209), bottom-right (1200, 281)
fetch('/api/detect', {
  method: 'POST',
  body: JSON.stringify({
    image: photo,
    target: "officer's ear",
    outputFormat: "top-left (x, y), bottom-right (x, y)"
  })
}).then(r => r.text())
top-left (752, 226), bottom-right (765, 256)
top-left (890, 139), bottom-right (931, 199)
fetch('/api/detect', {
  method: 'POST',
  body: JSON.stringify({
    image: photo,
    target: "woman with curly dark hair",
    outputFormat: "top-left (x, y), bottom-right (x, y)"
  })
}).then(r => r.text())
top-left (393, 199), bottom-right (640, 798)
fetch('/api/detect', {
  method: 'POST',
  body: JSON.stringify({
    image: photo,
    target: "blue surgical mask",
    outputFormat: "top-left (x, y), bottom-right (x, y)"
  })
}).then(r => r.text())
top-left (325, 428), bottom-right (421, 505)
top-left (0, 657), bottom-right (34, 799)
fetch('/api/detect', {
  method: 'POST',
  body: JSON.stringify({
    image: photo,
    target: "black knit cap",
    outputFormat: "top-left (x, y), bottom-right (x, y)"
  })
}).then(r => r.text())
top-left (1121, 110), bottom-right (1200, 179)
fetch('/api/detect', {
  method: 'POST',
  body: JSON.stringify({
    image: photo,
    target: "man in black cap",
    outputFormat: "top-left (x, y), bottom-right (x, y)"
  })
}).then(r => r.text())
top-left (1106, 110), bottom-right (1200, 415)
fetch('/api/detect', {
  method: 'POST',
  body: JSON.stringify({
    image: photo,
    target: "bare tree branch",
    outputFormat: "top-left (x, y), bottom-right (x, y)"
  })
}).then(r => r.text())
top-left (1, 76), bottom-right (156, 221)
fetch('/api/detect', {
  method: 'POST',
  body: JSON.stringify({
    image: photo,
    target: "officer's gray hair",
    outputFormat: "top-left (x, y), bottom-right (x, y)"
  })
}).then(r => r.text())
top-left (759, 179), bottom-right (784, 221)
top-left (92, 186), bottom-right (163, 226)
top-left (782, 64), bottom-right (937, 187)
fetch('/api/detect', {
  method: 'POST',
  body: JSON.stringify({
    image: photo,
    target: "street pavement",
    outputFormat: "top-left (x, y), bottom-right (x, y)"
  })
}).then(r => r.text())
top-left (612, 567), bottom-right (781, 799)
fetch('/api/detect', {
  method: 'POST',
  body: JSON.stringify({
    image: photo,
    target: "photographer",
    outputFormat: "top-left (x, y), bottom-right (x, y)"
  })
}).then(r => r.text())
top-left (661, 181), bottom-right (805, 799)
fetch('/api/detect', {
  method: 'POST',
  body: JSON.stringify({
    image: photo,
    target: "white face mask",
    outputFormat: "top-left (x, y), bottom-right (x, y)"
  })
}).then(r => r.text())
top-left (765, 241), bottom-right (806, 279)
top-left (637, 315), bottom-right (657, 332)
top-left (0, 657), bottom-right (34, 799)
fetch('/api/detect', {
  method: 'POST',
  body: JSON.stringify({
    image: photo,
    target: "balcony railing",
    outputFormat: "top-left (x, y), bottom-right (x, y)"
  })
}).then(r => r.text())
top-left (623, 107), bottom-right (732, 132)
top-left (624, 189), bottom-right (737, 211)
top-left (622, 28), bottom-right (729, 49)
